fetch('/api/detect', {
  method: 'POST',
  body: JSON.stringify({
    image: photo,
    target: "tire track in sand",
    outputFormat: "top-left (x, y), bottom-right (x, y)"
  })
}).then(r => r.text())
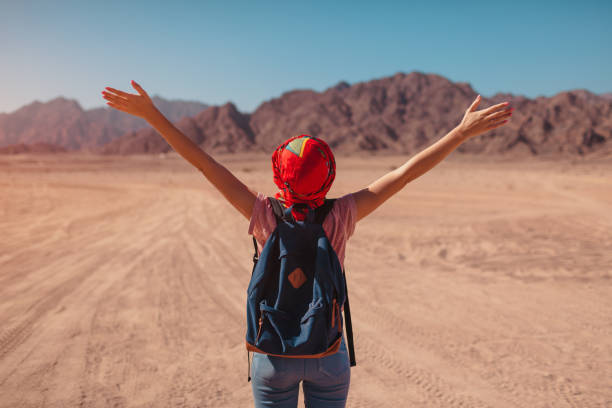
top-left (0, 192), bottom-right (179, 399)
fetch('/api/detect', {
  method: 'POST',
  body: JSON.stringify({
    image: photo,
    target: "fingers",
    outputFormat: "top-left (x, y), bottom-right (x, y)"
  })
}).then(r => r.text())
top-left (485, 119), bottom-right (509, 131)
top-left (102, 81), bottom-right (149, 106)
top-left (481, 101), bottom-right (510, 115)
top-left (131, 80), bottom-right (149, 98)
top-left (104, 87), bottom-right (131, 98)
top-left (486, 107), bottom-right (514, 121)
top-left (101, 91), bottom-right (128, 105)
top-left (467, 94), bottom-right (481, 112)
top-left (105, 101), bottom-right (129, 113)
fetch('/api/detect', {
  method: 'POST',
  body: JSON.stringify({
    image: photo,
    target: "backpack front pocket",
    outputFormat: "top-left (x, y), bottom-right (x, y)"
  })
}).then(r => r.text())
top-left (257, 301), bottom-right (292, 352)
top-left (256, 299), bottom-right (331, 354)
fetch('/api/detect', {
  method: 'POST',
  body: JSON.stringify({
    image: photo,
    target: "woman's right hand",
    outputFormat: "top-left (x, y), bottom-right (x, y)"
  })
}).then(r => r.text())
top-left (457, 95), bottom-right (513, 140)
top-left (102, 80), bottom-right (158, 120)
top-left (103, 80), bottom-right (257, 220)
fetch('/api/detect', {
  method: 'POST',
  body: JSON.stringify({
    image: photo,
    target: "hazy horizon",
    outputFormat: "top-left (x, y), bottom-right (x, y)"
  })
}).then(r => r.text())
top-left (3, 71), bottom-right (612, 116)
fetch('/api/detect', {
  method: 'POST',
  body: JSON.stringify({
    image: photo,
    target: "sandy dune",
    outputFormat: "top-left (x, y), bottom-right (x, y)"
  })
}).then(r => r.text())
top-left (0, 153), bottom-right (610, 407)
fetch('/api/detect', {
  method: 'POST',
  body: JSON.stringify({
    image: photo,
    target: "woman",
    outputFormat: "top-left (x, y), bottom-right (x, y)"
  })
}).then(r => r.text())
top-left (102, 81), bottom-right (512, 407)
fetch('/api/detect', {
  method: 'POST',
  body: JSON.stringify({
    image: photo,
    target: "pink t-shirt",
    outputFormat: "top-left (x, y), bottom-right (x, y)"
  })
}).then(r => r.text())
top-left (248, 193), bottom-right (357, 268)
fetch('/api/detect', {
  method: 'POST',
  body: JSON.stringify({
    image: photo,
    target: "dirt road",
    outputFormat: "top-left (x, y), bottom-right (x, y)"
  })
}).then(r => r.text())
top-left (0, 153), bottom-right (610, 407)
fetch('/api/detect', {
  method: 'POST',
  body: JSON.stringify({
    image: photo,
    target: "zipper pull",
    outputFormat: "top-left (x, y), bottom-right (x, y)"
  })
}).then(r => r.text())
top-left (256, 313), bottom-right (264, 343)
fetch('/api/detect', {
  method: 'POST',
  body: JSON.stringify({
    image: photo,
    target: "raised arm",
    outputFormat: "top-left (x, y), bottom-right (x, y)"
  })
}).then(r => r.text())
top-left (102, 81), bottom-right (256, 220)
top-left (352, 95), bottom-right (513, 221)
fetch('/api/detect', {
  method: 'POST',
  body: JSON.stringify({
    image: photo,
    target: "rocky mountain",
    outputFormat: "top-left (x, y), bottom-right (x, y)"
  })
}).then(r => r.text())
top-left (475, 90), bottom-right (612, 156)
top-left (0, 96), bottom-right (208, 152)
top-left (100, 72), bottom-right (612, 157)
top-left (3, 73), bottom-right (611, 156)
top-left (248, 73), bottom-right (480, 153)
top-left (97, 102), bottom-right (255, 154)
top-left (0, 142), bottom-right (67, 154)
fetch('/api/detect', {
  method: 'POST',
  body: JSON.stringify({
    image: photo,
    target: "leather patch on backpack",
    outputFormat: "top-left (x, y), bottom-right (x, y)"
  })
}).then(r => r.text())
top-left (288, 267), bottom-right (307, 289)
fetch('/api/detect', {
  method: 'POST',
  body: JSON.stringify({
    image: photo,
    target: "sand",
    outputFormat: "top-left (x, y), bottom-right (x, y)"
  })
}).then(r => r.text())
top-left (0, 152), bottom-right (610, 407)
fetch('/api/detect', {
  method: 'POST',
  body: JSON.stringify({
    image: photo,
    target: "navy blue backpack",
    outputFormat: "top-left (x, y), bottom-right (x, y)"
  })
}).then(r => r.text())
top-left (246, 197), bottom-right (356, 381)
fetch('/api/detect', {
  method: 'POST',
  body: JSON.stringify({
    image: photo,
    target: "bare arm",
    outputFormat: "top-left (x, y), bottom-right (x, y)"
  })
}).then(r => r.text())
top-left (102, 81), bottom-right (256, 220)
top-left (353, 95), bottom-right (513, 221)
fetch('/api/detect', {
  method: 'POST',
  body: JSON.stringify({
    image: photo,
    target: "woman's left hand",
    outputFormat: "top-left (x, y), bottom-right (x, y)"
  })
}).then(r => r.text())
top-left (458, 95), bottom-right (513, 140)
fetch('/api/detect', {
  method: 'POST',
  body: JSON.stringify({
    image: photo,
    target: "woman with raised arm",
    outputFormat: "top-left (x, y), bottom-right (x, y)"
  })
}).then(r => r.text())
top-left (102, 81), bottom-right (512, 408)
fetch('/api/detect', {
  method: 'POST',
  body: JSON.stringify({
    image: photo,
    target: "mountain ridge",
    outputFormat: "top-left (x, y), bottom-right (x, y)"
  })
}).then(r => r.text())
top-left (0, 96), bottom-right (208, 152)
top-left (2, 72), bottom-right (611, 156)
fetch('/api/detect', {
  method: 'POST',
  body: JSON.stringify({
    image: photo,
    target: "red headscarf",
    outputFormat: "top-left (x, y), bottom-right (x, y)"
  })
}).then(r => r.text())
top-left (272, 134), bottom-right (336, 221)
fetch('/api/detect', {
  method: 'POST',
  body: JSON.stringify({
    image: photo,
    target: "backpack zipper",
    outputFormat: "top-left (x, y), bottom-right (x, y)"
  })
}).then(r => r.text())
top-left (330, 298), bottom-right (342, 333)
top-left (256, 311), bottom-right (265, 343)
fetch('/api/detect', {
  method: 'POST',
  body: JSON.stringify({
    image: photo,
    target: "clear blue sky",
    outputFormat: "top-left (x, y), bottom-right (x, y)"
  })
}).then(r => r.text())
top-left (1, 0), bottom-right (610, 114)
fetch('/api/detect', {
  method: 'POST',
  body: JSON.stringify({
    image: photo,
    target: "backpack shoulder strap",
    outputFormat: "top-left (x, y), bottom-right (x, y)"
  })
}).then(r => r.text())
top-left (251, 197), bottom-right (284, 275)
top-left (268, 197), bottom-right (335, 224)
top-left (268, 197), bottom-right (288, 222)
top-left (314, 199), bottom-right (336, 224)
top-left (343, 268), bottom-right (357, 367)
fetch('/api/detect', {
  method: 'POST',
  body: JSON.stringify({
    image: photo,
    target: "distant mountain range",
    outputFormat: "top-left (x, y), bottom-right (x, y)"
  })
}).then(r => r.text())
top-left (1, 72), bottom-right (611, 156)
top-left (0, 96), bottom-right (208, 152)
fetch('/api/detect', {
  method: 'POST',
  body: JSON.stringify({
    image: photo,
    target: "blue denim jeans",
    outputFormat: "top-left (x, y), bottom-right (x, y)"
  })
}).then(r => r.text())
top-left (251, 336), bottom-right (351, 407)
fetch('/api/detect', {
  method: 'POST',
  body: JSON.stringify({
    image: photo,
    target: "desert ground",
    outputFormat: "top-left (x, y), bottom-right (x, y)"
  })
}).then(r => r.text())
top-left (0, 152), bottom-right (610, 408)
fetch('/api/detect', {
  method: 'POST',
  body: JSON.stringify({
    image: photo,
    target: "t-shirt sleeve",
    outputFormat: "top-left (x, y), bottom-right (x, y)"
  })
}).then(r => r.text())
top-left (333, 193), bottom-right (357, 239)
top-left (248, 192), bottom-right (278, 249)
top-left (249, 192), bottom-right (357, 267)
top-left (322, 193), bottom-right (357, 267)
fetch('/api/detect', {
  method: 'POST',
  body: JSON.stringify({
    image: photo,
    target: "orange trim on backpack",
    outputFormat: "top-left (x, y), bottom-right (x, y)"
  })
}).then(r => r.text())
top-left (246, 336), bottom-right (342, 358)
